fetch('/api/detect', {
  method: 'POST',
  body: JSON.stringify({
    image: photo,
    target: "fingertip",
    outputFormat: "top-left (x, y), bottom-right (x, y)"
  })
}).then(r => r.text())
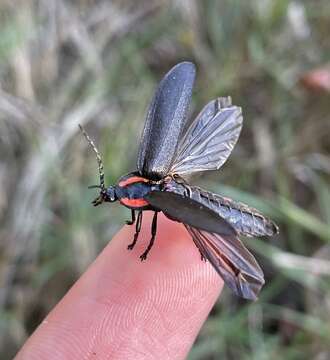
top-left (16, 212), bottom-right (223, 360)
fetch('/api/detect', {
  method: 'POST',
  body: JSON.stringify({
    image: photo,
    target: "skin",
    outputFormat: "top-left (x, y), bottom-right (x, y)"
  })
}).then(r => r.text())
top-left (15, 212), bottom-right (223, 360)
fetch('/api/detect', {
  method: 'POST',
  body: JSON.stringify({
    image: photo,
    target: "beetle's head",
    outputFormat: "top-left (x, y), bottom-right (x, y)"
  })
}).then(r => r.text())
top-left (90, 185), bottom-right (117, 206)
top-left (79, 124), bottom-right (117, 206)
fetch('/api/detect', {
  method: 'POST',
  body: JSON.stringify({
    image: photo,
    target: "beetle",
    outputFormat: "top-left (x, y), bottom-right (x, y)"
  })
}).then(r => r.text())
top-left (79, 61), bottom-right (279, 300)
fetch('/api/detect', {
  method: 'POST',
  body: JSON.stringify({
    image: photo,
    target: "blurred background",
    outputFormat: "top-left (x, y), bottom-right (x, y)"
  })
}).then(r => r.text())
top-left (0, 0), bottom-right (330, 359)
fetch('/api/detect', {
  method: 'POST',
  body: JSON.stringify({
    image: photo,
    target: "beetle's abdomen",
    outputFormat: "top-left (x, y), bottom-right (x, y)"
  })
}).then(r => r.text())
top-left (190, 186), bottom-right (278, 237)
top-left (164, 178), bottom-right (278, 237)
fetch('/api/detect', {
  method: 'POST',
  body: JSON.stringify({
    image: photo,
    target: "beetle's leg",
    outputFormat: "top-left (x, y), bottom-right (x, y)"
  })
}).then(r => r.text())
top-left (127, 211), bottom-right (142, 250)
top-left (199, 251), bottom-right (206, 262)
top-left (126, 209), bottom-right (136, 225)
top-left (140, 211), bottom-right (158, 261)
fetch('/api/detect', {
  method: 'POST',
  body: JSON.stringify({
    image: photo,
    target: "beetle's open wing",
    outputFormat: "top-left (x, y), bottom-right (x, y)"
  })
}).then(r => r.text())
top-left (145, 190), bottom-right (264, 300)
top-left (185, 226), bottom-right (264, 300)
top-left (145, 190), bottom-right (236, 236)
top-left (137, 62), bottom-right (196, 179)
top-left (170, 97), bottom-right (243, 176)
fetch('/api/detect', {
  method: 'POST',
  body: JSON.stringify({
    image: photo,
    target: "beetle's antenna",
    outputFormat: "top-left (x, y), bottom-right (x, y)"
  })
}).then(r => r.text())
top-left (78, 124), bottom-right (105, 191)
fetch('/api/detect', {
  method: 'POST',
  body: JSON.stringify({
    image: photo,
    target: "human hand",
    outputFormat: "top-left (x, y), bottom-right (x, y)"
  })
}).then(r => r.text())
top-left (15, 213), bottom-right (223, 360)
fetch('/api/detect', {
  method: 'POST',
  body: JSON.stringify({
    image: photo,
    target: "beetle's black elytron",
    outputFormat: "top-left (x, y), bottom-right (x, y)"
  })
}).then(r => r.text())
top-left (80, 62), bottom-right (279, 300)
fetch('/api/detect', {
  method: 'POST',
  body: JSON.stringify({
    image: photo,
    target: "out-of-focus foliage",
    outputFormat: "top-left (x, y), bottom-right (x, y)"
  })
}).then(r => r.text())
top-left (0, 1), bottom-right (329, 359)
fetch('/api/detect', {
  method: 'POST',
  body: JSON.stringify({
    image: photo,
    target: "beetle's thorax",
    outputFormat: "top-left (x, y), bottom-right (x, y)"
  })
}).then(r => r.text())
top-left (114, 172), bottom-right (160, 210)
top-left (106, 172), bottom-right (189, 210)
top-left (162, 174), bottom-right (190, 197)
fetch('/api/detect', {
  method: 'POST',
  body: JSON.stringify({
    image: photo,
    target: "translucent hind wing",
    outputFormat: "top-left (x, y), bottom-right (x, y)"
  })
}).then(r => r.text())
top-left (185, 225), bottom-right (264, 300)
top-left (170, 97), bottom-right (243, 175)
